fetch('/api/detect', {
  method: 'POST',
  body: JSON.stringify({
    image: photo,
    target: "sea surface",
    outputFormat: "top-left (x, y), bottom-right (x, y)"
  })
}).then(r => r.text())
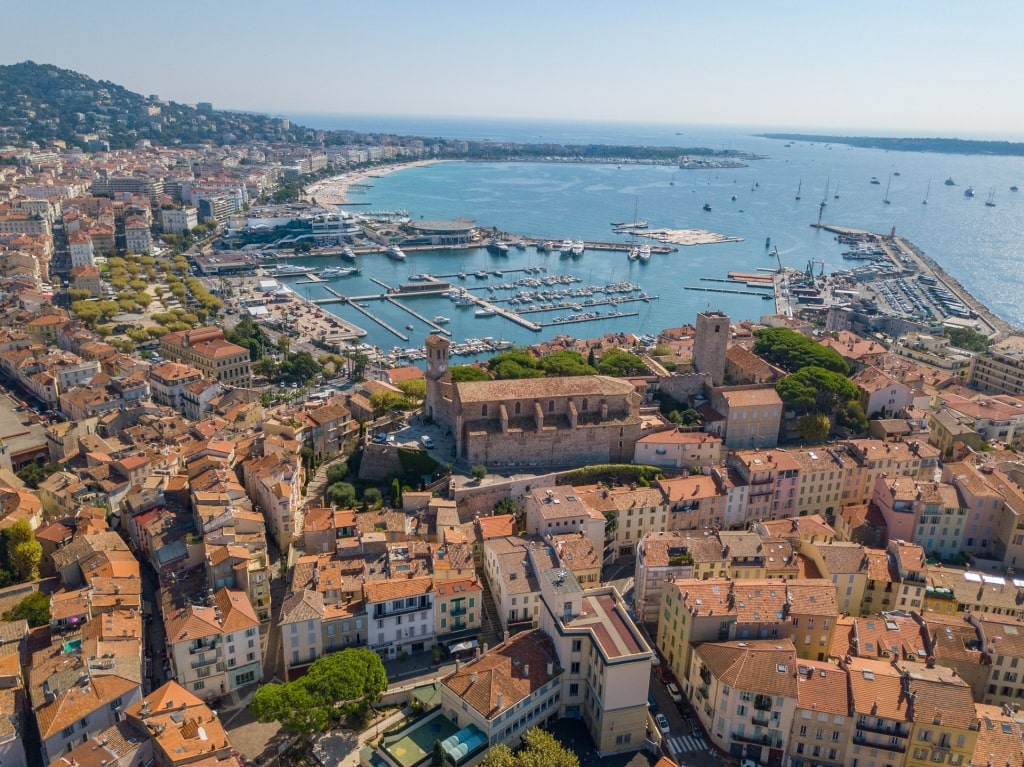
top-left (277, 116), bottom-right (1024, 354)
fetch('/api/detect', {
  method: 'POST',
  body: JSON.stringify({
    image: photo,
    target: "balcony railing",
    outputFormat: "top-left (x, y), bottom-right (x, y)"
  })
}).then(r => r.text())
top-left (697, 685), bottom-right (709, 701)
top-left (753, 694), bottom-right (773, 711)
top-left (450, 605), bottom-right (467, 617)
top-left (751, 716), bottom-right (771, 728)
top-left (852, 736), bottom-right (906, 754)
top-left (191, 654), bottom-right (220, 669)
top-left (856, 721), bottom-right (908, 737)
top-left (732, 732), bottom-right (772, 747)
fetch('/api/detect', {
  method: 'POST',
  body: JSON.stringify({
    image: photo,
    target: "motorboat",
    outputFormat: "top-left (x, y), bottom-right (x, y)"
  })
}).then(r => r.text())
top-left (703, 202), bottom-right (712, 211)
top-left (386, 244), bottom-right (406, 260)
top-left (487, 239), bottom-right (509, 255)
top-left (637, 244), bottom-right (651, 262)
top-left (571, 240), bottom-right (585, 258)
top-left (964, 187), bottom-right (975, 198)
top-left (341, 246), bottom-right (356, 260)
top-left (433, 316), bottom-right (451, 324)
top-left (474, 308), bottom-right (496, 317)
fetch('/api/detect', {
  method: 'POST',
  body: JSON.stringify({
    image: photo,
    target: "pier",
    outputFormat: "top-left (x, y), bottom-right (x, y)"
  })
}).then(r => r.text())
top-left (385, 296), bottom-right (452, 336)
top-left (543, 311), bottom-right (640, 327)
top-left (684, 285), bottom-right (775, 297)
top-left (346, 300), bottom-right (409, 342)
top-left (700, 277), bottom-right (773, 290)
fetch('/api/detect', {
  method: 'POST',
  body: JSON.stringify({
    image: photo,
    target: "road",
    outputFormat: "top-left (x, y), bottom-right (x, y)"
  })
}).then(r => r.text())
top-left (648, 667), bottom-right (730, 767)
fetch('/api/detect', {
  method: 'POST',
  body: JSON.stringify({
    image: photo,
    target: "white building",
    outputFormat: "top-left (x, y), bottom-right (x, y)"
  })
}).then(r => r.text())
top-left (364, 576), bottom-right (436, 660)
top-left (163, 588), bottom-right (262, 700)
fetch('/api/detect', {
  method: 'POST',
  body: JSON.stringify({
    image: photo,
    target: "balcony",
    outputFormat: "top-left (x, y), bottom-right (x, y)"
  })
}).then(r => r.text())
top-left (751, 715), bottom-right (771, 728)
top-left (852, 736), bottom-right (906, 754)
top-left (191, 654), bottom-right (220, 669)
top-left (753, 694), bottom-right (773, 711)
top-left (856, 721), bottom-right (908, 737)
top-left (450, 605), bottom-right (467, 617)
top-left (697, 685), bottom-right (709, 701)
top-left (732, 731), bottom-right (773, 747)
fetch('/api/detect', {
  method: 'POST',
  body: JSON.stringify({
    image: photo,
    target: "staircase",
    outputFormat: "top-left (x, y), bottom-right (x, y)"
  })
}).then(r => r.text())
top-left (479, 576), bottom-right (503, 648)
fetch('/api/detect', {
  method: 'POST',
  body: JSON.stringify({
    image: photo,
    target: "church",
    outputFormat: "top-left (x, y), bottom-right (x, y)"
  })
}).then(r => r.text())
top-left (423, 335), bottom-right (642, 469)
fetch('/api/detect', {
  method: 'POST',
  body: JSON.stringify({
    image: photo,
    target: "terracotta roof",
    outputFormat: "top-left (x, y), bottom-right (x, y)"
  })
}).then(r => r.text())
top-left (442, 629), bottom-right (560, 719)
top-left (973, 703), bottom-right (1024, 767)
top-left (36, 674), bottom-right (139, 738)
top-left (695, 638), bottom-right (798, 698)
top-left (794, 659), bottom-right (850, 716)
top-left (456, 374), bottom-right (636, 404)
top-left (363, 576), bottom-right (433, 604)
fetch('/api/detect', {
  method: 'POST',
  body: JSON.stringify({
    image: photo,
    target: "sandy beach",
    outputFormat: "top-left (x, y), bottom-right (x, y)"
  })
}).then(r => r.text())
top-left (304, 159), bottom-right (447, 205)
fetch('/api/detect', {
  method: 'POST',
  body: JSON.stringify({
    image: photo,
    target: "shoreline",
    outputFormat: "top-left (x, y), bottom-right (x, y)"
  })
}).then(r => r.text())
top-left (304, 159), bottom-right (449, 205)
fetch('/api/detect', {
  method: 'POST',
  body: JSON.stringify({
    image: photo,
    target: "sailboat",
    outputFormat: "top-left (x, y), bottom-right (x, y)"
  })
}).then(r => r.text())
top-left (821, 176), bottom-right (830, 207)
top-left (795, 179), bottom-right (802, 200)
top-left (922, 180), bottom-right (931, 205)
top-left (985, 188), bottom-right (996, 207)
top-left (833, 182), bottom-right (840, 200)
top-left (883, 173), bottom-right (892, 205)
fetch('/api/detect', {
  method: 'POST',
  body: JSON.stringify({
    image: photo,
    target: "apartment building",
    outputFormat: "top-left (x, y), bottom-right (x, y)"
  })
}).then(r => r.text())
top-left (633, 531), bottom-right (728, 625)
top-left (163, 588), bottom-right (262, 700)
top-left (241, 452), bottom-right (304, 548)
top-left (482, 536), bottom-right (544, 631)
top-left (688, 639), bottom-right (798, 763)
top-left (535, 567), bottom-right (653, 755)
top-left (364, 576), bottom-right (435, 660)
top-left (434, 577), bottom-right (482, 641)
top-left (632, 430), bottom-right (725, 470)
top-left (709, 387), bottom-right (784, 449)
top-left (786, 659), bottom-right (854, 767)
top-left (968, 335), bottom-right (1024, 395)
top-left (159, 327), bottom-right (252, 387)
top-left (726, 449), bottom-right (801, 522)
top-left (522, 487), bottom-right (606, 560)
top-left (802, 542), bottom-right (869, 616)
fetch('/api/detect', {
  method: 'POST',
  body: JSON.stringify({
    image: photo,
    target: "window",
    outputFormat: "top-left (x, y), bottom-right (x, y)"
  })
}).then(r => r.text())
top-left (63, 726), bottom-right (75, 737)
top-left (572, 640), bottom-right (582, 652)
top-left (569, 683), bottom-right (579, 696)
top-left (247, 627), bottom-right (257, 637)
top-left (571, 662), bottom-right (580, 673)
top-left (194, 681), bottom-right (205, 691)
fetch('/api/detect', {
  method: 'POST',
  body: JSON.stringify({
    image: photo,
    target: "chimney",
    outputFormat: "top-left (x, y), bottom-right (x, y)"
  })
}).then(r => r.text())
top-left (503, 629), bottom-right (509, 644)
top-left (523, 664), bottom-right (530, 678)
top-left (455, 658), bottom-right (461, 673)
top-left (496, 692), bottom-right (504, 710)
top-left (547, 661), bottom-right (554, 676)
top-left (471, 672), bottom-right (478, 684)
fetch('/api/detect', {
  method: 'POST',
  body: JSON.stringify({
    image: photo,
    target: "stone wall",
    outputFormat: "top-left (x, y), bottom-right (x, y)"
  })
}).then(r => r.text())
top-left (464, 421), bottom-right (641, 469)
top-left (453, 472), bottom-right (561, 517)
top-left (656, 372), bottom-right (709, 403)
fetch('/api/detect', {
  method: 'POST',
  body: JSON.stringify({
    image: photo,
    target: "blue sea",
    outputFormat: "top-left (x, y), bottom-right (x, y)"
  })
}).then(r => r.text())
top-left (279, 115), bottom-right (1024, 353)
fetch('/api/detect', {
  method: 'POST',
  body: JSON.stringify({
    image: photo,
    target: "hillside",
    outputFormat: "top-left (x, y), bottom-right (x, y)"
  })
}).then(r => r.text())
top-left (0, 60), bottom-right (310, 149)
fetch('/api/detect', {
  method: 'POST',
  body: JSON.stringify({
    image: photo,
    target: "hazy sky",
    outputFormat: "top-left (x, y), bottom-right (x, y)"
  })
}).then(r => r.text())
top-left (4, 0), bottom-right (1022, 137)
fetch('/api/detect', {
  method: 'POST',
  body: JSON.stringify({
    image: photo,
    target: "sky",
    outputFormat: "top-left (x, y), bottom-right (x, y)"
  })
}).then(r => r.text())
top-left (4, 0), bottom-right (1023, 138)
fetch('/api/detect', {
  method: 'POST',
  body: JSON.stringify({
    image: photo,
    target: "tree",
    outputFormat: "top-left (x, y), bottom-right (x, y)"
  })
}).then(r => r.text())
top-left (369, 391), bottom-right (412, 416)
top-left (325, 462), bottom-right (348, 485)
top-left (326, 482), bottom-right (356, 507)
top-left (396, 378), bottom-right (426, 401)
top-left (251, 647), bottom-right (387, 736)
top-left (391, 478), bottom-right (403, 507)
top-left (1, 590), bottom-right (49, 626)
top-left (595, 347), bottom-right (648, 377)
top-left (776, 366), bottom-right (859, 415)
top-left (16, 462), bottom-right (60, 490)
top-left (6, 520), bottom-right (41, 581)
top-left (797, 412), bottom-right (831, 442)
top-left (449, 365), bottom-right (490, 382)
top-left (363, 488), bottom-right (382, 508)
top-left (432, 740), bottom-right (447, 767)
top-left (536, 350), bottom-right (596, 377)
top-left (471, 465), bottom-right (487, 481)
top-left (480, 729), bottom-right (578, 767)
top-left (753, 327), bottom-right (850, 375)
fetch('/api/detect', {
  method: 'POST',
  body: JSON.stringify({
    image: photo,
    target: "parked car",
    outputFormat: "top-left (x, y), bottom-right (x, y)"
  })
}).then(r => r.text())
top-left (655, 713), bottom-right (671, 736)
top-left (666, 682), bottom-right (682, 704)
top-left (421, 435), bottom-right (434, 449)
top-left (372, 433), bottom-right (388, 444)
top-left (740, 760), bottom-right (764, 767)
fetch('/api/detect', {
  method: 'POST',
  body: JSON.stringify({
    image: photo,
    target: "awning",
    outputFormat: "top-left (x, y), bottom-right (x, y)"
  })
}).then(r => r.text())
top-left (447, 639), bottom-right (479, 654)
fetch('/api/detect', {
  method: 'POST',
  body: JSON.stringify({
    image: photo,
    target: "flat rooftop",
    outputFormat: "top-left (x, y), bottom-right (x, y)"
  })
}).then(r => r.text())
top-left (566, 592), bottom-right (647, 660)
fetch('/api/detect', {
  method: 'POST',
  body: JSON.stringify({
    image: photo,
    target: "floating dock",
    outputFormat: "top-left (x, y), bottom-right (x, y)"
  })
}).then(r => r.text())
top-left (684, 285), bottom-right (775, 297)
top-left (385, 296), bottom-right (451, 336)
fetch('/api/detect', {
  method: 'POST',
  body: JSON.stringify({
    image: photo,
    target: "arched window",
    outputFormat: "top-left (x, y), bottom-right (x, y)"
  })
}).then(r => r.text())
top-left (482, 404), bottom-right (488, 417)
top-left (514, 402), bottom-right (521, 415)
top-left (548, 400), bottom-right (555, 413)
top-left (582, 398), bottom-right (589, 412)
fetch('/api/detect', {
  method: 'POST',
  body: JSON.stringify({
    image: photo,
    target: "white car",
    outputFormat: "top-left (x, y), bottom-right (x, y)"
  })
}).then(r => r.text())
top-left (741, 760), bottom-right (764, 767)
top-left (666, 682), bottom-right (682, 704)
top-left (655, 713), bottom-right (671, 736)
top-left (421, 435), bottom-right (434, 449)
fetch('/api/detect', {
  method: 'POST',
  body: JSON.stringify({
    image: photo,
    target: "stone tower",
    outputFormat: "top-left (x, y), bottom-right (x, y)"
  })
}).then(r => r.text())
top-left (693, 310), bottom-right (729, 386)
top-left (424, 334), bottom-right (452, 425)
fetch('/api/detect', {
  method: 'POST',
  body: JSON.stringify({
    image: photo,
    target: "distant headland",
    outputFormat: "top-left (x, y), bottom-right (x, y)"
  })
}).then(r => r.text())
top-left (760, 133), bottom-right (1024, 157)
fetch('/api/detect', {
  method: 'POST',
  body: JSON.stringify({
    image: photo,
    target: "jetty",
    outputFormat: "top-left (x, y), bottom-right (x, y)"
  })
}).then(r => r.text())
top-left (684, 285), bottom-right (775, 298)
top-left (345, 301), bottom-right (409, 342)
top-left (385, 296), bottom-right (451, 336)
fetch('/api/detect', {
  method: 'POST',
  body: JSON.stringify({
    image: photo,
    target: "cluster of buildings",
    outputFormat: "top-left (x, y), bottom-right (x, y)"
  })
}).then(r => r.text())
top-left (9, 131), bottom-right (1024, 767)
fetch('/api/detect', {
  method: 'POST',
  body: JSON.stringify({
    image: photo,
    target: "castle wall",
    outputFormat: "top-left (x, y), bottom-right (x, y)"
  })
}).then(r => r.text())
top-left (656, 373), bottom-right (710, 402)
top-left (463, 421), bottom-right (642, 469)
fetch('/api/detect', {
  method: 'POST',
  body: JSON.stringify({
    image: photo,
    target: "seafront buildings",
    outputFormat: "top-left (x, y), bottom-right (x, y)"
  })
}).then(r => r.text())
top-left (9, 112), bottom-right (1024, 767)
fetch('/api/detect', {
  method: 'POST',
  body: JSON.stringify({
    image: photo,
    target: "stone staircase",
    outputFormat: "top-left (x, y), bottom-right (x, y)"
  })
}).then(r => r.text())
top-left (479, 575), bottom-right (503, 649)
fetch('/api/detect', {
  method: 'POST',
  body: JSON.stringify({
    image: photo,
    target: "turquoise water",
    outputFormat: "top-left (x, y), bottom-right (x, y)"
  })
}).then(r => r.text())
top-left (277, 122), bottom-right (1024, 350)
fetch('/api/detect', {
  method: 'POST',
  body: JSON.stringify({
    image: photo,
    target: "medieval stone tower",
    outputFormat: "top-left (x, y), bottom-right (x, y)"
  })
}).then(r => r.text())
top-left (424, 334), bottom-right (453, 426)
top-left (693, 310), bottom-right (729, 386)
